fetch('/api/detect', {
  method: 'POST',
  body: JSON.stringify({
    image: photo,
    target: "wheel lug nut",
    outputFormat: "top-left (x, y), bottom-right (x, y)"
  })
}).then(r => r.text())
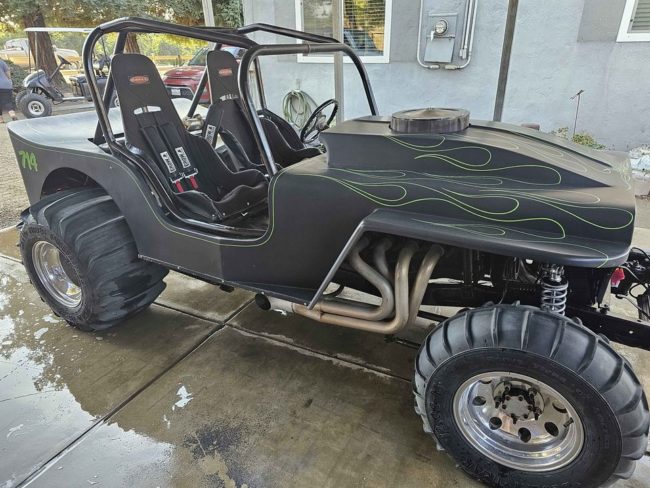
top-left (518, 396), bottom-right (524, 401)
top-left (505, 395), bottom-right (511, 401)
top-left (523, 414), bottom-right (528, 419)
top-left (527, 405), bottom-right (534, 411)
top-left (502, 404), bottom-right (507, 409)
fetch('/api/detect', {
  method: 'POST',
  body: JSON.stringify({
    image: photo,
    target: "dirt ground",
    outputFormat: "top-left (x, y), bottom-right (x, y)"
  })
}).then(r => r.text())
top-left (0, 101), bottom-right (94, 229)
top-left (0, 124), bottom-right (29, 229)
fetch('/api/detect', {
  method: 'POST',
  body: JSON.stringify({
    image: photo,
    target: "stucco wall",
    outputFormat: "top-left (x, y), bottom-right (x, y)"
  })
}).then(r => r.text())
top-left (243, 0), bottom-right (650, 150)
top-left (505, 0), bottom-right (650, 150)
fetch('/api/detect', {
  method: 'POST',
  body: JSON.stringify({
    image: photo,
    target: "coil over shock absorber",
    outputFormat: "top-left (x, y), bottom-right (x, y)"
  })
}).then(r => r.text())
top-left (540, 264), bottom-right (568, 315)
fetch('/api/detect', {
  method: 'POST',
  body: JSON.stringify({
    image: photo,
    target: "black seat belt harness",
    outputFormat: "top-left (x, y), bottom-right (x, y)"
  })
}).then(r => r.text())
top-left (136, 111), bottom-right (201, 193)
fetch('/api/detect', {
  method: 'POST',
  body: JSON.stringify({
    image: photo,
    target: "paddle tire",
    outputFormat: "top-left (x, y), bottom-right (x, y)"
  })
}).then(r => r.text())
top-left (20, 188), bottom-right (168, 331)
top-left (414, 304), bottom-right (649, 487)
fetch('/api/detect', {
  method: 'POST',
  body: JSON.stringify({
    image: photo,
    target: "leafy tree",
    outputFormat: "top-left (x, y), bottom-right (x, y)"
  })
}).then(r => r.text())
top-left (163, 0), bottom-right (243, 27)
top-left (0, 0), bottom-right (66, 86)
top-left (0, 0), bottom-right (244, 88)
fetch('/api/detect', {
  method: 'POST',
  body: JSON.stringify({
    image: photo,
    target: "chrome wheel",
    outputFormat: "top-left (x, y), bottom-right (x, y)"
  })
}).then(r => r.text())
top-left (32, 241), bottom-right (82, 308)
top-left (453, 371), bottom-right (584, 472)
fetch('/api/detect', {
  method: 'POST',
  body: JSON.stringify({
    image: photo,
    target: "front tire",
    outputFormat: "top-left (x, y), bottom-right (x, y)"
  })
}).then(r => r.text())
top-left (19, 92), bottom-right (53, 118)
top-left (14, 89), bottom-right (27, 108)
top-left (20, 188), bottom-right (168, 331)
top-left (414, 305), bottom-right (649, 487)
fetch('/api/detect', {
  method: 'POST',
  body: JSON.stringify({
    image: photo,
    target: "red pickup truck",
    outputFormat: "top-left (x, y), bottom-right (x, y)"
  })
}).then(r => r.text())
top-left (162, 46), bottom-right (244, 103)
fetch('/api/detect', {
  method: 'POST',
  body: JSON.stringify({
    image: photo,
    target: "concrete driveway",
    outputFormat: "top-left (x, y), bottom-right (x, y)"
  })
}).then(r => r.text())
top-left (1, 225), bottom-right (650, 488)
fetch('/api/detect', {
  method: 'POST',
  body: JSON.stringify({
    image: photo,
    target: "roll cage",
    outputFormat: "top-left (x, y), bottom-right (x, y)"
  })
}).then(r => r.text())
top-left (82, 17), bottom-right (379, 178)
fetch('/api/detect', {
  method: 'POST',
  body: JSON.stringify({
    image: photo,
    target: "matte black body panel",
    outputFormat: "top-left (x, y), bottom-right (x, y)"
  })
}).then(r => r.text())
top-left (7, 106), bottom-right (635, 304)
top-left (320, 117), bottom-right (635, 269)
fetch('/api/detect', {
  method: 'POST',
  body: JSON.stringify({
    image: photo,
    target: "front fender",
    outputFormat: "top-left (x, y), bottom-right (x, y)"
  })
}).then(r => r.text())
top-left (308, 208), bottom-right (629, 308)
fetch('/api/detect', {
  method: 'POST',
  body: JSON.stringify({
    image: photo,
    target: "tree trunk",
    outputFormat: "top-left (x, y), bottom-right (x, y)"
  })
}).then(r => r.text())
top-left (125, 33), bottom-right (140, 54)
top-left (23, 9), bottom-right (67, 88)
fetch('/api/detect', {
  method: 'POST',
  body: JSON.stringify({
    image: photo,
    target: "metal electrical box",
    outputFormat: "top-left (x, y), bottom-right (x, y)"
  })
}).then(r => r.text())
top-left (424, 12), bottom-right (458, 63)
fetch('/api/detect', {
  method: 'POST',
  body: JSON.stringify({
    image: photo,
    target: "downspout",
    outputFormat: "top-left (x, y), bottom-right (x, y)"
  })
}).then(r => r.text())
top-left (493, 0), bottom-right (519, 121)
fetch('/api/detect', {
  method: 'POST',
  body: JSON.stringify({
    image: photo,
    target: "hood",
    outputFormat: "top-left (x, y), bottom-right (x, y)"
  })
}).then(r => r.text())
top-left (23, 70), bottom-right (46, 86)
top-left (317, 117), bottom-right (635, 266)
top-left (162, 66), bottom-right (204, 80)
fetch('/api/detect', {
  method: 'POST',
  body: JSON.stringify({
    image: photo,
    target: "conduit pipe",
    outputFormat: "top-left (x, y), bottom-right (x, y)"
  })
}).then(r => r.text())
top-left (459, 0), bottom-right (473, 59)
top-left (445, 0), bottom-right (478, 70)
top-left (416, 0), bottom-right (439, 69)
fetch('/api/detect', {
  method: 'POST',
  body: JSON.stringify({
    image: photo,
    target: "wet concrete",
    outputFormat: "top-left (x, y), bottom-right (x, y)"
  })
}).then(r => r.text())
top-left (156, 272), bottom-right (253, 323)
top-left (0, 255), bottom-right (246, 487)
top-left (0, 226), bottom-right (649, 487)
top-left (26, 326), bottom-right (471, 488)
top-left (230, 305), bottom-right (417, 380)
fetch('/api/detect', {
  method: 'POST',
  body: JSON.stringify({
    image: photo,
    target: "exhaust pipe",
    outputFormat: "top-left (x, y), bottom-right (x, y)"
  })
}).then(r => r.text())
top-left (311, 237), bottom-right (394, 321)
top-left (258, 240), bottom-right (444, 335)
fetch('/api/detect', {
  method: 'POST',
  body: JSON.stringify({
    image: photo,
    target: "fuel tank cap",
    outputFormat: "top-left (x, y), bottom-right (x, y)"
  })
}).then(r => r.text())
top-left (390, 107), bottom-right (470, 134)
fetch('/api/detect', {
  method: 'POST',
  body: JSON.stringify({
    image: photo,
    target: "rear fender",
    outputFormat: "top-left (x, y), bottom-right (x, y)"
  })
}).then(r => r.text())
top-left (8, 132), bottom-right (167, 256)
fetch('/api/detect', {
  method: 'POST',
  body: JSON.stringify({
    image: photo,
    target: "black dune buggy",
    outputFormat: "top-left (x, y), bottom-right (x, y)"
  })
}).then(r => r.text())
top-left (7, 17), bottom-right (650, 488)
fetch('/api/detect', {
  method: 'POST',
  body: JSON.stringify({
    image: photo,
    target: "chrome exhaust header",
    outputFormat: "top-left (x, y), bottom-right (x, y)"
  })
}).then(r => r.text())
top-left (258, 239), bottom-right (444, 335)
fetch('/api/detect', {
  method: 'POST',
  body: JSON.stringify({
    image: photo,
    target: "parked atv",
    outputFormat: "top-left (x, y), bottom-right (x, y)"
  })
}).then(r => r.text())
top-left (7, 17), bottom-right (650, 488)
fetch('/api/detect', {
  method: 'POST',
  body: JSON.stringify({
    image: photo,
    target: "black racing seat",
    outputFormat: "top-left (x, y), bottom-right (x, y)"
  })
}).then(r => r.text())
top-left (111, 53), bottom-right (268, 223)
top-left (203, 49), bottom-right (320, 170)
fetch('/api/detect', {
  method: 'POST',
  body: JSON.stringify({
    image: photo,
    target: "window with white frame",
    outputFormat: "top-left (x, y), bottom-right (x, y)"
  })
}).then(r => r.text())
top-left (295, 0), bottom-right (392, 62)
top-left (618, 0), bottom-right (650, 41)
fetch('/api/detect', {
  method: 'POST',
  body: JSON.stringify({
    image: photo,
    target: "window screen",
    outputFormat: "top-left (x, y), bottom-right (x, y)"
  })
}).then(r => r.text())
top-left (301, 0), bottom-right (387, 56)
top-left (631, 0), bottom-right (650, 32)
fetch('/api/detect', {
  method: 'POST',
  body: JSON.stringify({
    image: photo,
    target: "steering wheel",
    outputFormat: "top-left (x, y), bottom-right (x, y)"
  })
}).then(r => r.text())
top-left (57, 55), bottom-right (72, 67)
top-left (300, 98), bottom-right (338, 144)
